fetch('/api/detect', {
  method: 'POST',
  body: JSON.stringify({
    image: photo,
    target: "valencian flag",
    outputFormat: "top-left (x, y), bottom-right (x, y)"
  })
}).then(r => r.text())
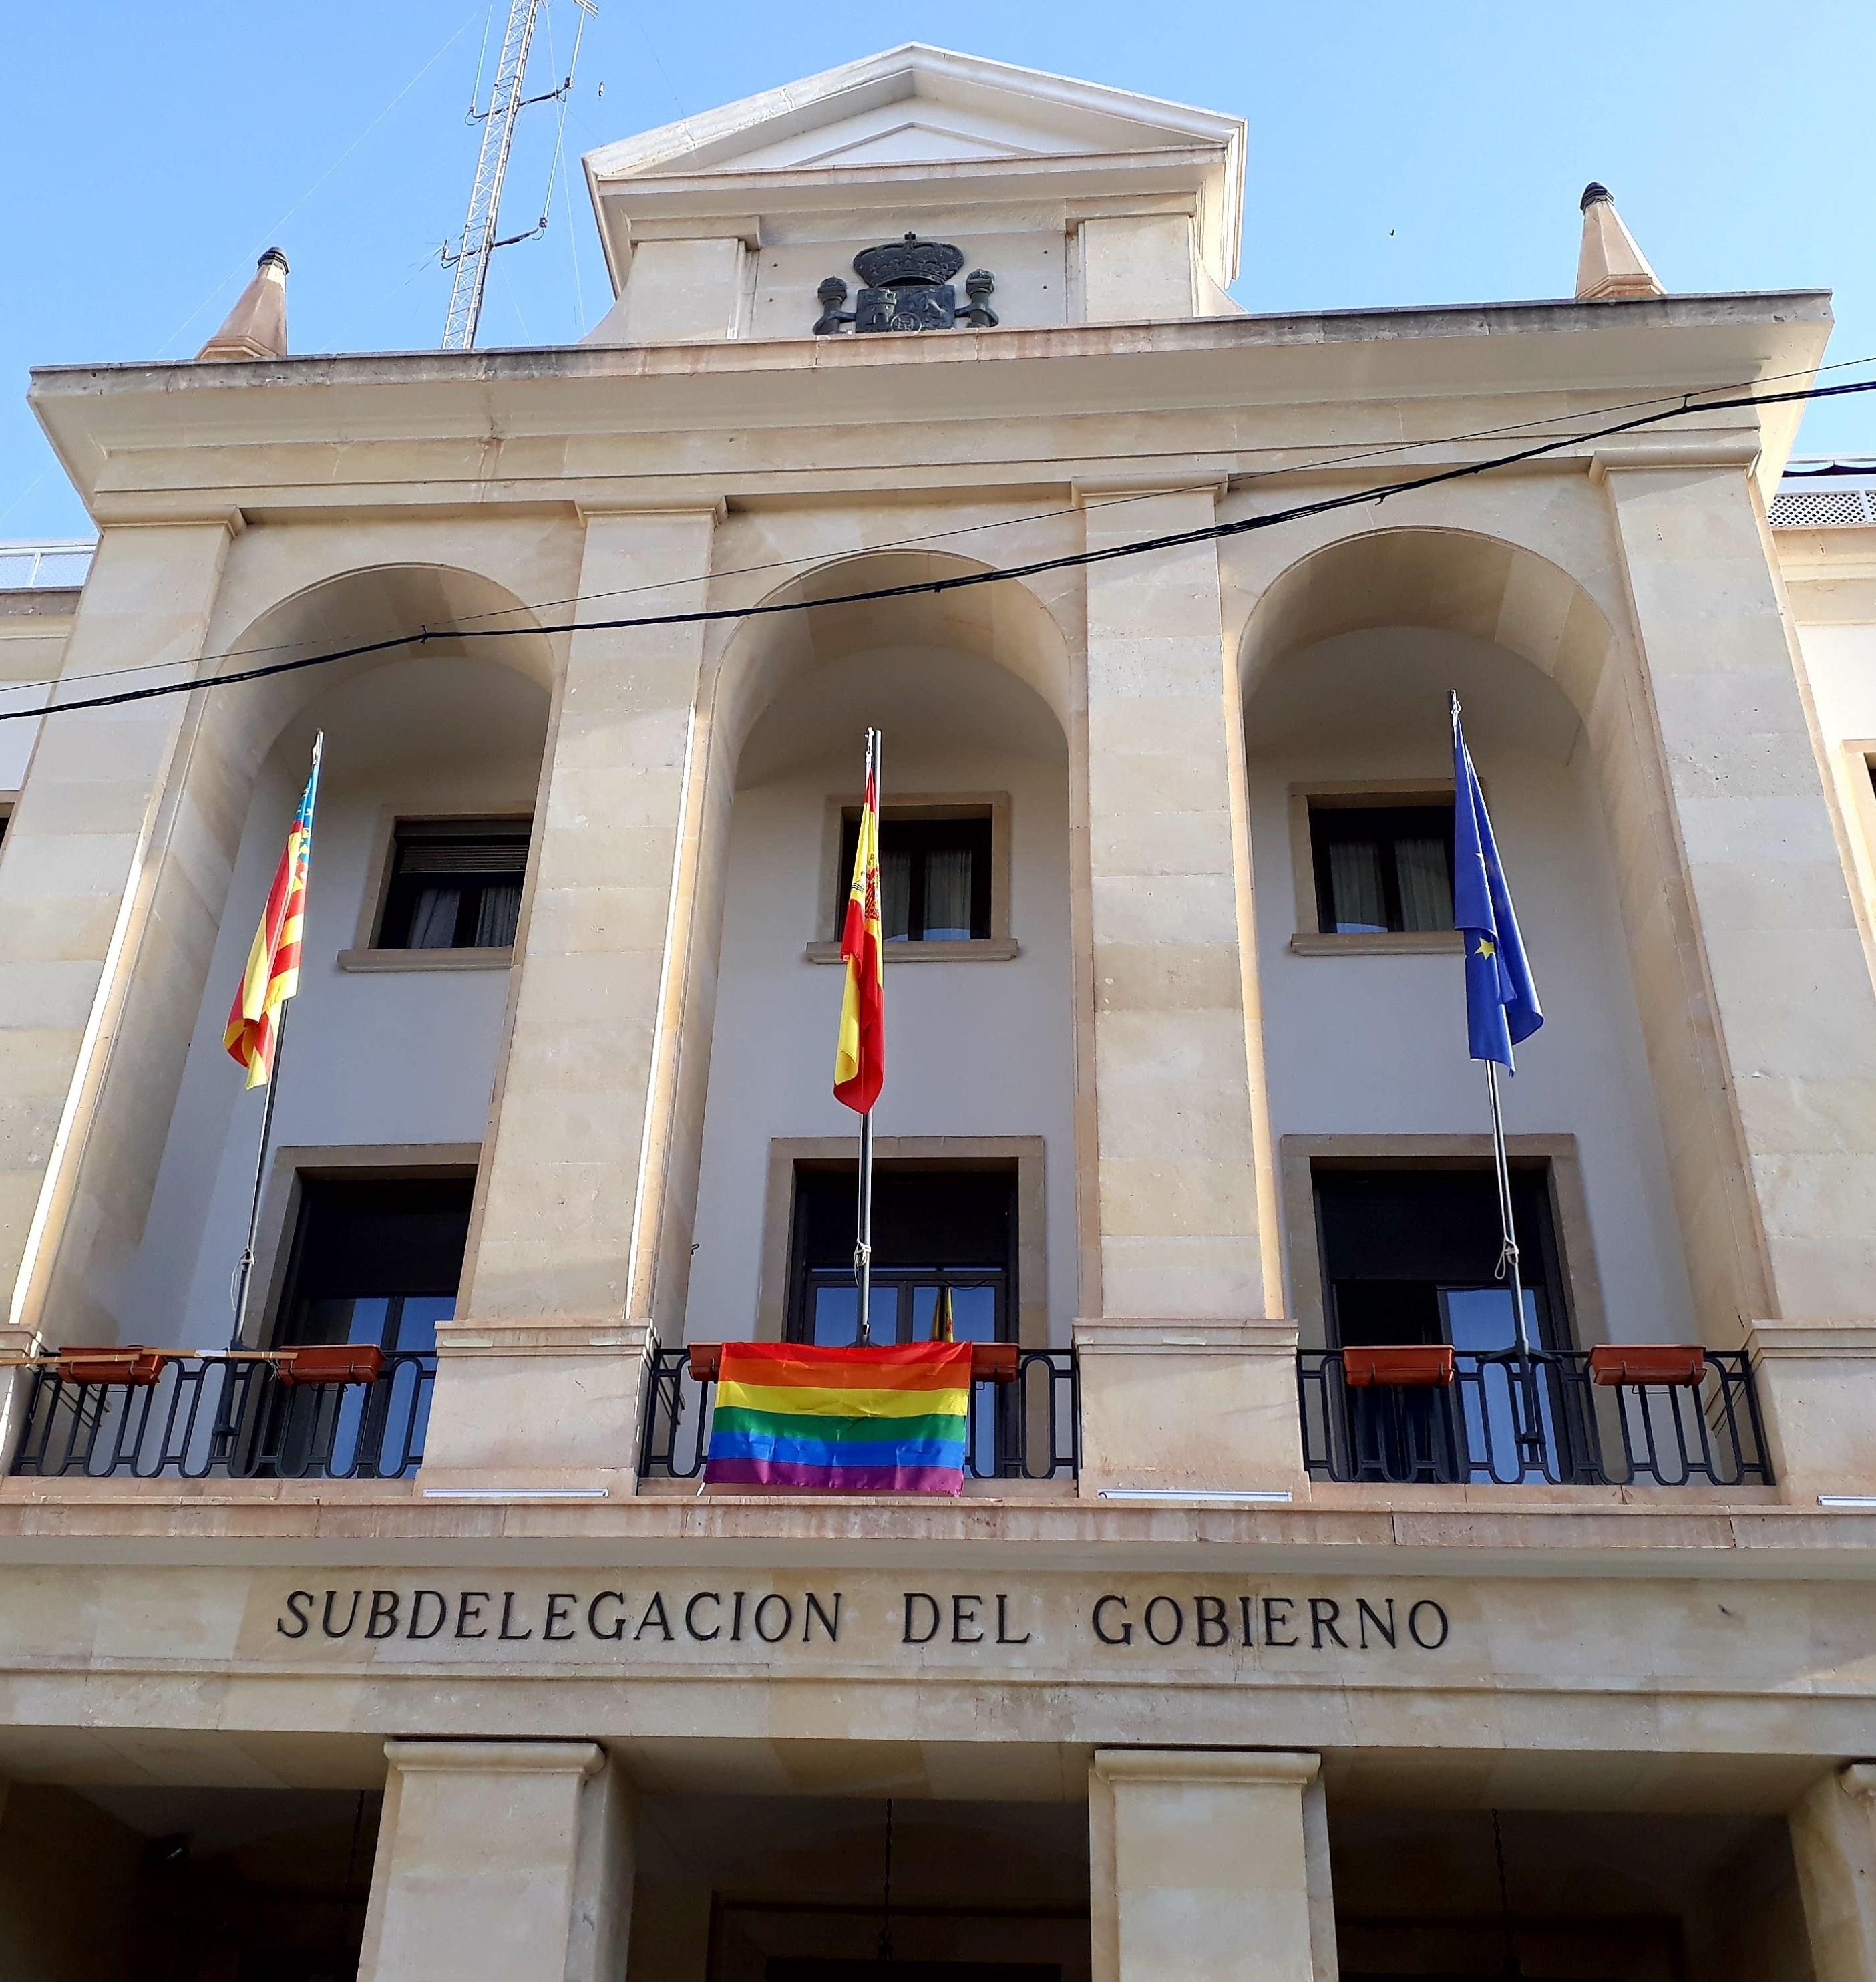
top-left (833, 735), bottom-right (884, 1112)
top-left (224, 739), bottom-right (321, 1089)
top-left (704, 1340), bottom-right (973, 1494)
top-left (1453, 701), bottom-right (1542, 1067)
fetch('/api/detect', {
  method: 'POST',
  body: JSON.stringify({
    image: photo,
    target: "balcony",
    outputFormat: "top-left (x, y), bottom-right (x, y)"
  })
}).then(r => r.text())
top-left (8, 1348), bottom-right (435, 1481)
top-left (637, 1338), bottom-right (1081, 1484)
top-left (1296, 1345), bottom-right (1771, 1487)
top-left (0, 1333), bottom-right (1778, 1496)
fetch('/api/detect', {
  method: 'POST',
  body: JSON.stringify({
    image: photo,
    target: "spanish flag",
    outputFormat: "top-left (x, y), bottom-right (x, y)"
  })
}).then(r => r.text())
top-left (833, 731), bottom-right (884, 1114)
top-left (224, 738), bottom-right (321, 1089)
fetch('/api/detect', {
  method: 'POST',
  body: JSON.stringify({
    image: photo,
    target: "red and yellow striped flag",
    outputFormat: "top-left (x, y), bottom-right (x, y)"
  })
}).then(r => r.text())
top-left (833, 735), bottom-right (884, 1114)
top-left (224, 741), bottom-right (321, 1089)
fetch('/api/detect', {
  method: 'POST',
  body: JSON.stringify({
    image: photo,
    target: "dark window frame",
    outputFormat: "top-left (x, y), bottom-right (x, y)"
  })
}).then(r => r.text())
top-left (836, 808), bottom-right (994, 943)
top-left (270, 1170), bottom-right (476, 1355)
top-left (1308, 799), bottom-right (1455, 936)
top-left (374, 815), bottom-right (532, 951)
top-left (1310, 1160), bottom-right (1574, 1355)
top-left (785, 1160), bottom-right (1017, 1347)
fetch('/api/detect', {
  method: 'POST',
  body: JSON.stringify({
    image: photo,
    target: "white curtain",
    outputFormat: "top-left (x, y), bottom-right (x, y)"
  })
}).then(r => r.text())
top-left (922, 846), bottom-right (974, 941)
top-left (406, 886), bottom-right (460, 949)
top-left (1326, 840), bottom-right (1387, 933)
top-left (1394, 836), bottom-right (1453, 932)
top-left (474, 882), bottom-right (521, 949)
top-left (880, 847), bottom-right (913, 941)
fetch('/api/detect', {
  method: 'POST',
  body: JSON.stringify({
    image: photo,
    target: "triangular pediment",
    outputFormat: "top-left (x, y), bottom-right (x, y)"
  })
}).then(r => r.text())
top-left (582, 43), bottom-right (1242, 182)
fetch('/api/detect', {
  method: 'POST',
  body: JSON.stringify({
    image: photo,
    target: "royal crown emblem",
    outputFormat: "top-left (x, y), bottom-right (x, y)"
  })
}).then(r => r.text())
top-left (813, 233), bottom-right (998, 336)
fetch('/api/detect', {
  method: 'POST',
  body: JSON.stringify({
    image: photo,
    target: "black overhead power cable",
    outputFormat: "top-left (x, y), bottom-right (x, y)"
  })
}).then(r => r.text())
top-left (23, 347), bottom-right (1876, 699)
top-left (6, 372), bottom-right (1873, 729)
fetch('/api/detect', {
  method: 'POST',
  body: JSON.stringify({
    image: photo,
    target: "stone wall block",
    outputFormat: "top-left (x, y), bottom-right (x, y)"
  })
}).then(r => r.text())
top-left (1076, 1319), bottom-right (1304, 1493)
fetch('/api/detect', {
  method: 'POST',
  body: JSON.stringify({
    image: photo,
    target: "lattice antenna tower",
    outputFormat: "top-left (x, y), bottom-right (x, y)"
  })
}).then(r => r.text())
top-left (441, 0), bottom-right (595, 351)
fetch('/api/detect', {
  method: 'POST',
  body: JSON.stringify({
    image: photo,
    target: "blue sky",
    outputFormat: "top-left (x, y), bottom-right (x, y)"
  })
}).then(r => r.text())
top-left (6, 0), bottom-right (1872, 540)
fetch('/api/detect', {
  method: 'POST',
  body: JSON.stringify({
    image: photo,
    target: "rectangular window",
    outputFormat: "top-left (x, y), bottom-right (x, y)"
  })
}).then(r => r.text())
top-left (838, 811), bottom-right (992, 943)
top-left (375, 818), bottom-right (530, 950)
top-left (268, 1174), bottom-right (472, 1478)
top-left (1314, 1163), bottom-right (1575, 1484)
top-left (787, 1164), bottom-right (1014, 1347)
top-left (274, 1174), bottom-right (472, 1355)
top-left (1314, 1164), bottom-right (1567, 1353)
top-left (1309, 801), bottom-right (1453, 935)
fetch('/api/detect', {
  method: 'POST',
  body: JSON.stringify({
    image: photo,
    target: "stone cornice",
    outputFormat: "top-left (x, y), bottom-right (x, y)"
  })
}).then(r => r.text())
top-left (28, 291), bottom-right (1831, 519)
top-left (1, 1480), bottom-right (1874, 1578)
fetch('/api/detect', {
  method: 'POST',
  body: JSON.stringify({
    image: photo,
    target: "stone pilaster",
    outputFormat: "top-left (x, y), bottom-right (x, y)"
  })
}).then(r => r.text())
top-left (441, 505), bottom-right (718, 1480)
top-left (1078, 484), bottom-right (1279, 1323)
top-left (1090, 1748), bottom-right (1332, 1982)
top-left (0, 519), bottom-right (234, 1345)
top-left (1599, 456), bottom-right (1876, 1486)
top-left (359, 1740), bottom-right (633, 1982)
top-left (1791, 1764), bottom-right (1876, 1982)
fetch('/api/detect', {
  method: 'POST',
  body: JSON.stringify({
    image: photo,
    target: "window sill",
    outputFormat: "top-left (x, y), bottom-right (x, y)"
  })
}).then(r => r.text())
top-left (1289, 931), bottom-right (1463, 957)
top-left (803, 939), bottom-right (1020, 965)
top-left (337, 947), bottom-right (514, 973)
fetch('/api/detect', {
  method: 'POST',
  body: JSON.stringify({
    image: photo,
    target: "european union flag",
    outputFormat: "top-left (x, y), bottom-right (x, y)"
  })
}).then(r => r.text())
top-left (1452, 697), bottom-right (1543, 1067)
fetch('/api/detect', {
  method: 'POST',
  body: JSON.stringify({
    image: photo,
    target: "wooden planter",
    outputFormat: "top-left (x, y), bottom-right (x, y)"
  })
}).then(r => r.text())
top-left (275, 1344), bottom-right (386, 1389)
top-left (687, 1342), bottom-right (1018, 1384)
top-left (1342, 1343), bottom-right (1457, 1389)
top-left (1587, 1343), bottom-right (1705, 1388)
top-left (54, 1347), bottom-right (166, 1387)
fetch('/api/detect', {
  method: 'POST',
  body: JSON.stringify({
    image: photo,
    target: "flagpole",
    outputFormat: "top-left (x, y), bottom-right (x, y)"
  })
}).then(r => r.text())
top-left (1484, 1060), bottom-right (1532, 1357)
top-left (229, 1000), bottom-right (293, 1349)
top-left (854, 727), bottom-right (880, 1347)
top-left (1452, 689), bottom-right (1546, 1466)
top-left (228, 732), bottom-right (323, 1351)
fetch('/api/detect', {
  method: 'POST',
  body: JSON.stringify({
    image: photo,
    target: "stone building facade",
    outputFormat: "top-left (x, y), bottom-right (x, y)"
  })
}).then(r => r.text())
top-left (0, 40), bottom-right (1875, 1982)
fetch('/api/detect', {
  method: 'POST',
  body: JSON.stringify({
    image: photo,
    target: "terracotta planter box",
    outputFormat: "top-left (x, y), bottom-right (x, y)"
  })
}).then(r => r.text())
top-left (55, 1347), bottom-right (166, 1387)
top-left (1587, 1343), bottom-right (1705, 1388)
top-left (971, 1343), bottom-right (1020, 1385)
top-left (276, 1344), bottom-right (385, 1388)
top-left (1342, 1343), bottom-right (1457, 1389)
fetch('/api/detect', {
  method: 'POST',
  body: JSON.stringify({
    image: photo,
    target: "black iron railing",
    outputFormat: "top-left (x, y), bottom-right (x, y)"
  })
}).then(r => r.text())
top-left (9, 1352), bottom-right (435, 1480)
top-left (1296, 1347), bottom-right (1770, 1486)
top-left (638, 1342), bottom-right (1079, 1482)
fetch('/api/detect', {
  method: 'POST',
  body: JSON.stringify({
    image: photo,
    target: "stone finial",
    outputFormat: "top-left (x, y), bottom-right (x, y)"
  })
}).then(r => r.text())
top-left (1575, 184), bottom-right (1664, 302)
top-left (197, 248), bottom-right (289, 360)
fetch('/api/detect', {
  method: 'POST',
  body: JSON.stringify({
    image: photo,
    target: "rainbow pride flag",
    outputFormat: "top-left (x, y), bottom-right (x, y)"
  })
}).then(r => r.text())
top-left (704, 1341), bottom-right (973, 1495)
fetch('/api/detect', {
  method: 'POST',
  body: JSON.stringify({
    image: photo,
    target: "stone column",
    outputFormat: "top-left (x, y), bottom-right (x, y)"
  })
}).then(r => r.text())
top-left (424, 504), bottom-right (720, 1488)
top-left (1599, 455), bottom-right (1876, 1487)
top-left (358, 1740), bottom-right (633, 1982)
top-left (1073, 485), bottom-right (1297, 1492)
top-left (1791, 1764), bottom-right (1876, 1982)
top-left (0, 519), bottom-right (234, 1347)
top-left (1089, 1750), bottom-right (1333, 1982)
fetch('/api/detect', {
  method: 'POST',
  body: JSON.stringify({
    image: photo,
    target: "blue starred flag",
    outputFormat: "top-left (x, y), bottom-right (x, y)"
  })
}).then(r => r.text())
top-left (1452, 697), bottom-right (1543, 1068)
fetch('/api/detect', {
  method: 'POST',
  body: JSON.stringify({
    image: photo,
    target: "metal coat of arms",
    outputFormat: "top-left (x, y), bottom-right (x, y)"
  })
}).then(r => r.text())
top-left (813, 234), bottom-right (998, 335)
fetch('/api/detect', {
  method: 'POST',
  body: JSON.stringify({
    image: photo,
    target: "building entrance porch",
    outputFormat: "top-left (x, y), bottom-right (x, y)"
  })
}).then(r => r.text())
top-left (0, 1733), bottom-right (1857, 1982)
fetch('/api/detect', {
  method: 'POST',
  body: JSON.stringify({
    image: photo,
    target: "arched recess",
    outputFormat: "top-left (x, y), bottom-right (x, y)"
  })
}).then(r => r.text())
top-left (636, 548), bottom-right (1089, 1341)
top-left (1237, 524), bottom-right (1772, 1347)
top-left (1240, 526), bottom-right (1615, 717)
top-left (30, 564), bottom-right (557, 1346)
